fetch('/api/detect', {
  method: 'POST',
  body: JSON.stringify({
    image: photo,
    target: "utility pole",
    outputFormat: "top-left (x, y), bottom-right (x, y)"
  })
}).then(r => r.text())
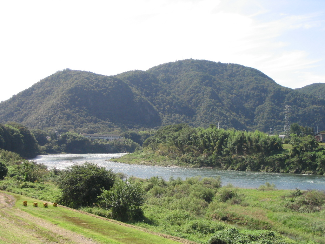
top-left (284, 105), bottom-right (291, 137)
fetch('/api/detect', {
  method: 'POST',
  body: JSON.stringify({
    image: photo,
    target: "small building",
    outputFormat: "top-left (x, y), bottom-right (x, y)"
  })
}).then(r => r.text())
top-left (82, 134), bottom-right (121, 141)
top-left (315, 132), bottom-right (325, 143)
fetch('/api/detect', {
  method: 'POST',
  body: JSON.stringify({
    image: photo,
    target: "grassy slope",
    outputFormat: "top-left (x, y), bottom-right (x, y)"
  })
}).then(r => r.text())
top-left (0, 191), bottom-right (192, 244)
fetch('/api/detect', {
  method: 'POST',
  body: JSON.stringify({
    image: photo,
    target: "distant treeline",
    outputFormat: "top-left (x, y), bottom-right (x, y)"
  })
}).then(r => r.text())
top-left (2, 122), bottom-right (325, 175)
top-left (141, 124), bottom-right (325, 174)
top-left (0, 123), bottom-right (143, 158)
top-left (34, 131), bottom-right (140, 154)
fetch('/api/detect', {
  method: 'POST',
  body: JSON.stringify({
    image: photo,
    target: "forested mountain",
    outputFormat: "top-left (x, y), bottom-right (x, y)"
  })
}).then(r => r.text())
top-left (0, 59), bottom-right (324, 133)
top-left (295, 83), bottom-right (325, 99)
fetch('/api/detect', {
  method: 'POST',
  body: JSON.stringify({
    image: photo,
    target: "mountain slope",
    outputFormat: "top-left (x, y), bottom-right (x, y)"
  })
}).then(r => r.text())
top-left (295, 83), bottom-right (325, 99)
top-left (0, 59), bottom-right (325, 133)
top-left (0, 69), bottom-right (161, 132)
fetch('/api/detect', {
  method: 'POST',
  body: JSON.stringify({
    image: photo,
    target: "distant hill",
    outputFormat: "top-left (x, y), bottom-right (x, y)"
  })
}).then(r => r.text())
top-left (295, 83), bottom-right (325, 99)
top-left (0, 59), bottom-right (325, 133)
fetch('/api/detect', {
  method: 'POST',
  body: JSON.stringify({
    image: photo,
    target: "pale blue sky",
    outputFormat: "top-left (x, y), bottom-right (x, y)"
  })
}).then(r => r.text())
top-left (1, 0), bottom-right (324, 102)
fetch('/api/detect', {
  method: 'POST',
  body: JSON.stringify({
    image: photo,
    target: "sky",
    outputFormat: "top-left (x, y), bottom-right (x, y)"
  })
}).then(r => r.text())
top-left (1, 0), bottom-right (325, 102)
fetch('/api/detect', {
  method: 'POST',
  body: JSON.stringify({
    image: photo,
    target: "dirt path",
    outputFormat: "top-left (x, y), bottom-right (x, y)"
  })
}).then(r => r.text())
top-left (0, 192), bottom-right (197, 244)
top-left (0, 192), bottom-right (97, 244)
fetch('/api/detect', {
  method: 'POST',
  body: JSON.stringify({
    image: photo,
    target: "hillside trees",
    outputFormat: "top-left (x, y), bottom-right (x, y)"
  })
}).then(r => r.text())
top-left (290, 123), bottom-right (314, 136)
top-left (0, 123), bottom-right (39, 158)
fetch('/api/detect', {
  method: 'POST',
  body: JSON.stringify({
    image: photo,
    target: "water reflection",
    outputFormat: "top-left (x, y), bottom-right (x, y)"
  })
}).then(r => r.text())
top-left (32, 153), bottom-right (325, 191)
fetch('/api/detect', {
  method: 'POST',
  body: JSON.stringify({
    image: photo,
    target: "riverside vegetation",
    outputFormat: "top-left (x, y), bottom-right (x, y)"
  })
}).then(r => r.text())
top-left (115, 123), bottom-right (325, 175)
top-left (1, 123), bottom-right (325, 243)
top-left (0, 150), bottom-right (325, 243)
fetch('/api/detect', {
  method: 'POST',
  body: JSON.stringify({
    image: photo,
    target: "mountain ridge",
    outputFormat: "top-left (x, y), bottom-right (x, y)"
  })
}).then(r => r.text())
top-left (1, 59), bottom-right (324, 133)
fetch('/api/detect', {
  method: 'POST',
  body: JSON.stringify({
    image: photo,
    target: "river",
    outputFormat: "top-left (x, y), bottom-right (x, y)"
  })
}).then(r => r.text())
top-left (32, 153), bottom-right (325, 191)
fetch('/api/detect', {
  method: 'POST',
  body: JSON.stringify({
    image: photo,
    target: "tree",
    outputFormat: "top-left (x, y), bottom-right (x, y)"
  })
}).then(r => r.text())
top-left (0, 161), bottom-right (8, 180)
top-left (58, 163), bottom-right (115, 208)
top-left (100, 179), bottom-right (145, 221)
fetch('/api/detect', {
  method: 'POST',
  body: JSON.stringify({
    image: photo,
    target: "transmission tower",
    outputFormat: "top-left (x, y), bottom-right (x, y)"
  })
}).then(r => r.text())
top-left (284, 105), bottom-right (291, 137)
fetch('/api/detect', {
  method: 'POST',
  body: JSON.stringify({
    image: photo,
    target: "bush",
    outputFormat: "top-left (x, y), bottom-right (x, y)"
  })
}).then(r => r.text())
top-left (58, 163), bottom-right (115, 208)
top-left (16, 161), bottom-right (48, 182)
top-left (0, 161), bottom-right (8, 180)
top-left (217, 188), bottom-right (238, 202)
top-left (208, 228), bottom-right (295, 244)
top-left (286, 189), bottom-right (325, 213)
top-left (100, 179), bottom-right (145, 222)
top-left (258, 182), bottom-right (277, 191)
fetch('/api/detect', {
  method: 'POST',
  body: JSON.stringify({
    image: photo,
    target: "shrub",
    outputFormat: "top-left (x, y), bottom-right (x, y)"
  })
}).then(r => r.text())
top-left (100, 179), bottom-right (145, 222)
top-left (258, 182), bottom-right (277, 191)
top-left (286, 189), bottom-right (325, 213)
top-left (163, 209), bottom-right (194, 226)
top-left (189, 184), bottom-right (215, 203)
top-left (201, 177), bottom-right (222, 189)
top-left (183, 219), bottom-right (226, 235)
top-left (208, 228), bottom-right (295, 244)
top-left (58, 163), bottom-right (115, 208)
top-left (10, 161), bottom-right (48, 182)
top-left (217, 188), bottom-right (238, 202)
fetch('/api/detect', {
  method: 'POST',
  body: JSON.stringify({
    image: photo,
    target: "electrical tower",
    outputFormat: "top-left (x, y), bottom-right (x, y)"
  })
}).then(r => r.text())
top-left (284, 105), bottom-right (291, 137)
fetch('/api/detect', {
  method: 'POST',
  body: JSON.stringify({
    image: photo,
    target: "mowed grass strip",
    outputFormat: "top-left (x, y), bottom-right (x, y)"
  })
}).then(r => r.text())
top-left (8, 192), bottom-right (188, 244)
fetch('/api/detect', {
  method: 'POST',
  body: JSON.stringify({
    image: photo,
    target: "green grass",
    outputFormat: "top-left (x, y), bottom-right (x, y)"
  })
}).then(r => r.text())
top-left (3, 191), bottom-right (186, 244)
top-left (132, 185), bottom-right (325, 244)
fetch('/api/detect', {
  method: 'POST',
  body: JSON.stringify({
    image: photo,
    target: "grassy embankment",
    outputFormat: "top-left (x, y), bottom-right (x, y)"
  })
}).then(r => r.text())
top-left (0, 191), bottom-right (190, 244)
top-left (1, 178), bottom-right (325, 243)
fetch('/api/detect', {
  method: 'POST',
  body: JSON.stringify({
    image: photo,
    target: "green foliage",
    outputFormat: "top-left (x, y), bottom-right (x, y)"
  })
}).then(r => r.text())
top-left (10, 161), bottom-right (48, 182)
top-left (125, 123), bottom-right (325, 175)
top-left (31, 129), bottom-right (49, 146)
top-left (36, 130), bottom-right (140, 154)
top-left (100, 179), bottom-right (145, 221)
top-left (290, 123), bottom-right (314, 136)
top-left (216, 187), bottom-right (240, 203)
top-left (208, 227), bottom-right (295, 244)
top-left (121, 130), bottom-right (155, 146)
top-left (285, 189), bottom-right (325, 213)
top-left (0, 123), bottom-right (39, 158)
top-left (296, 83), bottom-right (325, 99)
top-left (58, 163), bottom-right (116, 208)
top-left (0, 161), bottom-right (8, 180)
top-left (258, 182), bottom-right (277, 191)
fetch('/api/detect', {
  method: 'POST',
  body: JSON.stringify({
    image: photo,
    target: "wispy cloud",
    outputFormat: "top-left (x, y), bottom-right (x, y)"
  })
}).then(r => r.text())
top-left (0, 0), bottom-right (324, 101)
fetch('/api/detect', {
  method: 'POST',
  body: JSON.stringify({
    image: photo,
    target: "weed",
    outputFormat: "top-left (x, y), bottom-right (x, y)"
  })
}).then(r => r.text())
top-left (258, 182), bottom-right (277, 191)
top-left (285, 189), bottom-right (325, 213)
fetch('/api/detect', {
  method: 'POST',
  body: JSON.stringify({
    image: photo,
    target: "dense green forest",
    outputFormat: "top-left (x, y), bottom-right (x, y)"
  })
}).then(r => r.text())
top-left (0, 123), bottom-right (39, 158)
top-left (0, 123), bottom-right (141, 158)
top-left (1, 59), bottom-right (325, 134)
top-left (117, 124), bottom-right (325, 175)
top-left (296, 83), bottom-right (325, 100)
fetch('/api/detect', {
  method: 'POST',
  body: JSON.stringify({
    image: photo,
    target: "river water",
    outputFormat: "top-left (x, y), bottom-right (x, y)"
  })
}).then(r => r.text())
top-left (32, 153), bottom-right (325, 191)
